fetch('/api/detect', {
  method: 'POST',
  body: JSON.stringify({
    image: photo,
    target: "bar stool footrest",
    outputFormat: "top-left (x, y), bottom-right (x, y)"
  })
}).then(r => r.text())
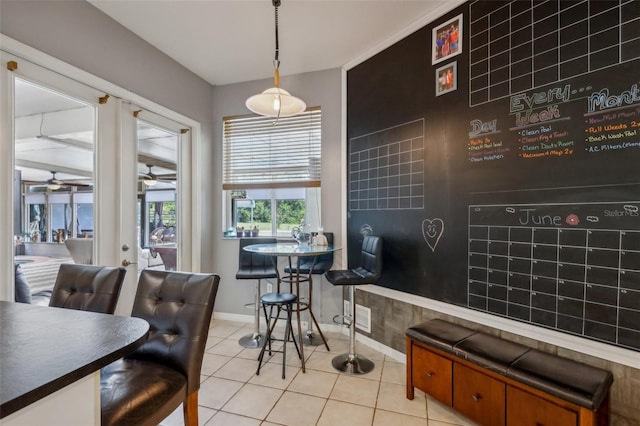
top-left (332, 314), bottom-right (352, 327)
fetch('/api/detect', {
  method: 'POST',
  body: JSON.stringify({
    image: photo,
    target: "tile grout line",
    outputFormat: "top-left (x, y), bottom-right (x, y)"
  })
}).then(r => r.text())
top-left (198, 321), bottom-right (470, 426)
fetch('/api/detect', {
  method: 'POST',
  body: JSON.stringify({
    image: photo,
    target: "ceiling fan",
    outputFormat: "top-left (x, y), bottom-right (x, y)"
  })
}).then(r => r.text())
top-left (139, 165), bottom-right (176, 186)
top-left (45, 171), bottom-right (91, 189)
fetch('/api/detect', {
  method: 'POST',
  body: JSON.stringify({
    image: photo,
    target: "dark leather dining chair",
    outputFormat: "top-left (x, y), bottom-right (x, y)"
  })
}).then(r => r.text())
top-left (48, 263), bottom-right (127, 314)
top-left (100, 269), bottom-right (220, 426)
top-left (236, 237), bottom-right (277, 348)
top-left (324, 235), bottom-right (382, 374)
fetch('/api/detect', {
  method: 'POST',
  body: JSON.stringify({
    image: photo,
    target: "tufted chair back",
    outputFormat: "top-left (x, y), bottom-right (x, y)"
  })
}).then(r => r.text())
top-left (284, 232), bottom-right (335, 275)
top-left (236, 237), bottom-right (277, 279)
top-left (126, 269), bottom-right (220, 396)
top-left (49, 264), bottom-right (126, 314)
top-left (354, 235), bottom-right (383, 281)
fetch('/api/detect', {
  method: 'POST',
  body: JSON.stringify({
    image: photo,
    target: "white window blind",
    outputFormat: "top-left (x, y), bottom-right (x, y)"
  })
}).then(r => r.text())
top-left (223, 107), bottom-right (321, 189)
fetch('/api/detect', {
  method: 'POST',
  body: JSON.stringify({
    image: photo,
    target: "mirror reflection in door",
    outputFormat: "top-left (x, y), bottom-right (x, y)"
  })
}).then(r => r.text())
top-left (136, 119), bottom-right (178, 273)
top-left (13, 77), bottom-right (96, 296)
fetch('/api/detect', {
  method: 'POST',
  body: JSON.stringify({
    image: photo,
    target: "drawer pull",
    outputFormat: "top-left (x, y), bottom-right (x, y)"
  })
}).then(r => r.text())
top-left (472, 393), bottom-right (481, 402)
top-left (426, 371), bottom-right (434, 377)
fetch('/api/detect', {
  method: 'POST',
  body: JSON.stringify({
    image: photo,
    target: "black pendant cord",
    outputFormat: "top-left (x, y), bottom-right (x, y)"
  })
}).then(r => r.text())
top-left (274, 4), bottom-right (280, 67)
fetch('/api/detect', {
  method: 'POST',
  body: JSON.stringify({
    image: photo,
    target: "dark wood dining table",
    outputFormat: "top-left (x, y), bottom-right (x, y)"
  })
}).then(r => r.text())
top-left (0, 301), bottom-right (149, 424)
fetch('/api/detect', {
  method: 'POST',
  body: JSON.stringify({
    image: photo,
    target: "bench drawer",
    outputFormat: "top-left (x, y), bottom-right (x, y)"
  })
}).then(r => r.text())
top-left (454, 362), bottom-right (505, 426)
top-left (412, 344), bottom-right (453, 405)
top-left (507, 385), bottom-right (578, 426)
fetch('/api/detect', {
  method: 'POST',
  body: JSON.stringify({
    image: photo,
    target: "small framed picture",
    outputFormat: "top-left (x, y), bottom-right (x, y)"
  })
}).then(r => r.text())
top-left (435, 62), bottom-right (457, 96)
top-left (432, 14), bottom-right (463, 65)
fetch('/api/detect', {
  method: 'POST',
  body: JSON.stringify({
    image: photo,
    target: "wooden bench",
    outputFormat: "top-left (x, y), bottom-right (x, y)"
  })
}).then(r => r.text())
top-left (406, 319), bottom-right (612, 426)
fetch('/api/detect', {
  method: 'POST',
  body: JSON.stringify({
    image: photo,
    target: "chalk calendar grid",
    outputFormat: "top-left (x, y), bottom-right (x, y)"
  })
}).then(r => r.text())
top-left (468, 0), bottom-right (640, 107)
top-left (349, 119), bottom-right (424, 211)
top-left (467, 202), bottom-right (640, 351)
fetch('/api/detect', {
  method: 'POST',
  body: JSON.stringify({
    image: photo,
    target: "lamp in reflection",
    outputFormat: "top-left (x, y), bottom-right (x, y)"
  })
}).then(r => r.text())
top-left (143, 165), bottom-right (158, 186)
top-left (47, 172), bottom-right (62, 190)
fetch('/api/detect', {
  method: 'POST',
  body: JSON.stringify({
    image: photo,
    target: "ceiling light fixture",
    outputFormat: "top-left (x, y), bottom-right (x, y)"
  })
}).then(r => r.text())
top-left (143, 165), bottom-right (158, 186)
top-left (47, 171), bottom-right (62, 190)
top-left (245, 0), bottom-right (306, 119)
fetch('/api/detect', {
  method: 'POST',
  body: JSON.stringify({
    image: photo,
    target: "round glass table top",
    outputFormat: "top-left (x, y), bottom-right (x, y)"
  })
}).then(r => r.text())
top-left (243, 242), bottom-right (341, 256)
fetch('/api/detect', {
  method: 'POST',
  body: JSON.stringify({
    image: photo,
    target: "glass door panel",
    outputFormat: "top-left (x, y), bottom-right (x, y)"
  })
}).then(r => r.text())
top-left (8, 66), bottom-right (98, 300)
top-left (136, 117), bottom-right (178, 274)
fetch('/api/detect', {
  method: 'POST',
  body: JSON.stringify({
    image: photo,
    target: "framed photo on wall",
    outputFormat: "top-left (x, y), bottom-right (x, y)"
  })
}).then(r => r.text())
top-left (432, 14), bottom-right (462, 65)
top-left (436, 62), bottom-right (457, 96)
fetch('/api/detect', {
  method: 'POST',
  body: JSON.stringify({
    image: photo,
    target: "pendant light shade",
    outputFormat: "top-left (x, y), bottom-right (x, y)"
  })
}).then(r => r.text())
top-left (246, 87), bottom-right (306, 117)
top-left (246, 0), bottom-right (306, 118)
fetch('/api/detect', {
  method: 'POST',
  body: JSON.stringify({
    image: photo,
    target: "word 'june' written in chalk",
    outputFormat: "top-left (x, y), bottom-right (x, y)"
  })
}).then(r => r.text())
top-left (510, 85), bottom-right (571, 127)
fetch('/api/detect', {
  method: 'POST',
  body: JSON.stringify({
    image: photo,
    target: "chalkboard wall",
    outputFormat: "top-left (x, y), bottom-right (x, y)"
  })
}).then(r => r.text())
top-left (347, 0), bottom-right (640, 351)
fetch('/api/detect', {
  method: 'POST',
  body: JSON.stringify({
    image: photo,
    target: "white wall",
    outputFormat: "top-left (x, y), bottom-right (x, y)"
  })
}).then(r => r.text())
top-left (212, 69), bottom-right (344, 322)
top-left (0, 0), bottom-right (216, 273)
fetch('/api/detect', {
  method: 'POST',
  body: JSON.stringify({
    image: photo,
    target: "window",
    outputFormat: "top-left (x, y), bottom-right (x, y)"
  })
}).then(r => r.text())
top-left (23, 190), bottom-right (93, 241)
top-left (139, 189), bottom-right (177, 246)
top-left (223, 109), bottom-right (322, 237)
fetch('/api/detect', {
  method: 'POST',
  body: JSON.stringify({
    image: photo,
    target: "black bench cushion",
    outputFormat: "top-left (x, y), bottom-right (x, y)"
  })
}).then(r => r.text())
top-left (507, 349), bottom-right (613, 410)
top-left (454, 333), bottom-right (530, 374)
top-left (406, 319), bottom-right (477, 354)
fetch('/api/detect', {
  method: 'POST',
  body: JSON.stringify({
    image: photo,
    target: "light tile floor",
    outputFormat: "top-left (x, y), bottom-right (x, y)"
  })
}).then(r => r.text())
top-left (161, 319), bottom-right (478, 426)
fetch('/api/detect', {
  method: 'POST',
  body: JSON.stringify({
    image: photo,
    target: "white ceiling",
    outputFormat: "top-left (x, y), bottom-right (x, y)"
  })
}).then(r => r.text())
top-left (15, 79), bottom-right (177, 184)
top-left (88, 0), bottom-right (452, 86)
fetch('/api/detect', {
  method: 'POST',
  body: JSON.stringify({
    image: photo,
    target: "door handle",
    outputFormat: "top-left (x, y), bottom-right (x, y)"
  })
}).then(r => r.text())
top-left (472, 393), bottom-right (481, 402)
top-left (122, 259), bottom-right (137, 267)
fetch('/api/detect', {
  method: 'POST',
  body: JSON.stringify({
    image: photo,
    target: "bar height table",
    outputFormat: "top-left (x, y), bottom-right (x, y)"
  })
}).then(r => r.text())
top-left (243, 242), bottom-right (341, 351)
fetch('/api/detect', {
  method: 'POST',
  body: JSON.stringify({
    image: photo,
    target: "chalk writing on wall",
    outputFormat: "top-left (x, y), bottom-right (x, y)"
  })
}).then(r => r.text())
top-left (468, 202), bottom-right (640, 351)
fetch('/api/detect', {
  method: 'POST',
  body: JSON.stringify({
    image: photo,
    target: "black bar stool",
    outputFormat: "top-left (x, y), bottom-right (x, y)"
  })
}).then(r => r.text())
top-left (236, 238), bottom-right (277, 348)
top-left (256, 292), bottom-right (303, 379)
top-left (324, 235), bottom-right (382, 374)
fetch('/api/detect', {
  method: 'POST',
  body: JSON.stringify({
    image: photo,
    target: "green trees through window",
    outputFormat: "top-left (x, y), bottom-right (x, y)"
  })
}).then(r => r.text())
top-left (236, 199), bottom-right (306, 234)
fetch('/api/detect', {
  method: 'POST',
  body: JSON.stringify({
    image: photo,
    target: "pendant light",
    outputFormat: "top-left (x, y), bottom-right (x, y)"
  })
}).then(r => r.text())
top-left (246, 0), bottom-right (306, 118)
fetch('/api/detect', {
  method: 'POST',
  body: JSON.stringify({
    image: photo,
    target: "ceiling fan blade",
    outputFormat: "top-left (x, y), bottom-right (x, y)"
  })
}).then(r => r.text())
top-left (64, 182), bottom-right (92, 187)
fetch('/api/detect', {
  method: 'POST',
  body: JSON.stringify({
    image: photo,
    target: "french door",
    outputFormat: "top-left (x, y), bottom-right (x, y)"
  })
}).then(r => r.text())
top-left (1, 51), bottom-right (195, 313)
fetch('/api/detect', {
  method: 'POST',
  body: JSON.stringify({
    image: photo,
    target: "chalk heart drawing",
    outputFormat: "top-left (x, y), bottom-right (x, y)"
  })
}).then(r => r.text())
top-left (422, 218), bottom-right (444, 252)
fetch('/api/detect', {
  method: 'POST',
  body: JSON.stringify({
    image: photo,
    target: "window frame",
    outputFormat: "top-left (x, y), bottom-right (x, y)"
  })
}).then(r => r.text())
top-left (222, 108), bottom-right (322, 238)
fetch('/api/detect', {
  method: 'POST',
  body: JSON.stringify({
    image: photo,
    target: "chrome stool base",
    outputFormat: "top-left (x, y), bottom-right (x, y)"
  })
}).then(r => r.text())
top-left (302, 331), bottom-right (323, 346)
top-left (239, 332), bottom-right (263, 348)
top-left (331, 353), bottom-right (374, 374)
